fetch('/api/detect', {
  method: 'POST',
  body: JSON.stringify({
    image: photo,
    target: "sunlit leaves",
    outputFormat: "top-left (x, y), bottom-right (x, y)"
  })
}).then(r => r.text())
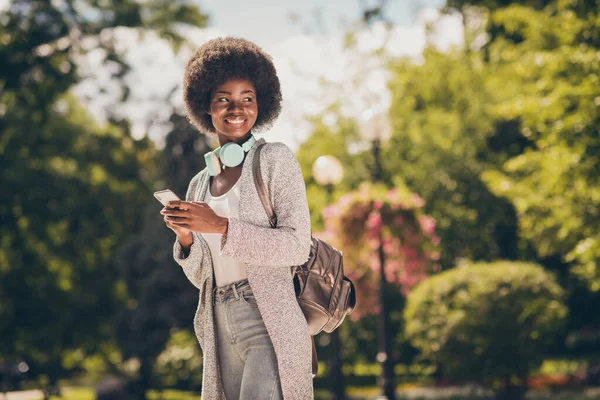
top-left (387, 48), bottom-right (520, 268)
top-left (482, 2), bottom-right (600, 289)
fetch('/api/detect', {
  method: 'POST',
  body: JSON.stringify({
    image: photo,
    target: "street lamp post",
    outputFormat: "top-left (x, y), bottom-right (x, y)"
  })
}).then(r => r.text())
top-left (359, 109), bottom-right (396, 400)
top-left (312, 155), bottom-right (345, 400)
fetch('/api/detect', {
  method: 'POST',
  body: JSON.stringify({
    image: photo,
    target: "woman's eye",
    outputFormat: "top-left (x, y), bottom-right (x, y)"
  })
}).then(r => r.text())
top-left (217, 97), bottom-right (228, 102)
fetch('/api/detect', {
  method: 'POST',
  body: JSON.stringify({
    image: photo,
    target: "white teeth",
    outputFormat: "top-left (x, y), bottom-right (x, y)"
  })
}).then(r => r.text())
top-left (226, 118), bottom-right (245, 125)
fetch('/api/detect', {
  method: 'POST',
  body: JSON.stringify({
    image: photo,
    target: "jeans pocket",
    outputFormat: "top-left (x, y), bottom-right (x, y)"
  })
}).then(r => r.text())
top-left (241, 291), bottom-right (259, 308)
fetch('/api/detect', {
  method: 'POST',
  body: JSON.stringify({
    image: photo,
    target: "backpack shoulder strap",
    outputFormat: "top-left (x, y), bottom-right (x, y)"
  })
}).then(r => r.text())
top-left (253, 143), bottom-right (277, 228)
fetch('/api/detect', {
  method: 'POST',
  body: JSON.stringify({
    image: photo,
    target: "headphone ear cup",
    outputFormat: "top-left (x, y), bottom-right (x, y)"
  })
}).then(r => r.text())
top-left (205, 151), bottom-right (222, 176)
top-left (220, 142), bottom-right (245, 168)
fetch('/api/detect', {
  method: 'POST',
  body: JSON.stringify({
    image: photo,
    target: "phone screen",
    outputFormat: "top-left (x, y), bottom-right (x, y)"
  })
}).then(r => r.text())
top-left (153, 189), bottom-right (181, 207)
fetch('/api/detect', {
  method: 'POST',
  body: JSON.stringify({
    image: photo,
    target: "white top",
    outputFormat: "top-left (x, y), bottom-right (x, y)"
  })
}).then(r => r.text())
top-left (200, 179), bottom-right (247, 287)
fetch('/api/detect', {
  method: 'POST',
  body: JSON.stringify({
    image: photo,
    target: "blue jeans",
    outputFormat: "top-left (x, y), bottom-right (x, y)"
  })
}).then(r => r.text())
top-left (213, 279), bottom-right (283, 400)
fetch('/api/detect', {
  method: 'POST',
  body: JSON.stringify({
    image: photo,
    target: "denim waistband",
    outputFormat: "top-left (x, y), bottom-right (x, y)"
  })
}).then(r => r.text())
top-left (213, 279), bottom-right (251, 304)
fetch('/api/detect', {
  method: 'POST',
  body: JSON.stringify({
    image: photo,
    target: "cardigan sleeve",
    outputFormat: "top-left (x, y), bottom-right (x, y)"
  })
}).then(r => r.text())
top-left (220, 142), bottom-right (312, 267)
top-left (172, 172), bottom-right (206, 289)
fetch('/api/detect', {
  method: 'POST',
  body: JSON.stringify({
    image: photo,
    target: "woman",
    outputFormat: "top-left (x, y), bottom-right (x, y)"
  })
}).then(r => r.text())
top-left (160, 37), bottom-right (313, 399)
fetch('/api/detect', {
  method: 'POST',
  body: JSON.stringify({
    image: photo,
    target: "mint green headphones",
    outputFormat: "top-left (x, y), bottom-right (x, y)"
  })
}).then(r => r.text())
top-left (204, 134), bottom-right (256, 176)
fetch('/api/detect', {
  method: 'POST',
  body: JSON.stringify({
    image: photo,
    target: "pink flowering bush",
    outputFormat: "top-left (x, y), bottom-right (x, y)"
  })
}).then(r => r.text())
top-left (317, 182), bottom-right (440, 319)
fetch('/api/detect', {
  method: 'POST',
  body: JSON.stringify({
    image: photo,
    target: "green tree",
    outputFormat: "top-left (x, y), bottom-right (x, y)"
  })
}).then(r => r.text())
top-left (115, 113), bottom-right (211, 397)
top-left (0, 0), bottom-right (208, 393)
top-left (476, 1), bottom-right (600, 292)
top-left (438, 0), bottom-right (600, 358)
top-left (0, 95), bottom-right (154, 390)
top-left (386, 48), bottom-right (522, 269)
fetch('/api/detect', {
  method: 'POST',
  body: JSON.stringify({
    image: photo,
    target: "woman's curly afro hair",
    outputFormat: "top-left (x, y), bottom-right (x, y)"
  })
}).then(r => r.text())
top-left (183, 37), bottom-right (282, 134)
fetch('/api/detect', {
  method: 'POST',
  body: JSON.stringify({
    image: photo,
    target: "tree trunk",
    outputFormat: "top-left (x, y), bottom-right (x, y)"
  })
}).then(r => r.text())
top-left (329, 329), bottom-right (346, 399)
top-left (135, 357), bottom-right (153, 400)
top-left (495, 375), bottom-right (527, 400)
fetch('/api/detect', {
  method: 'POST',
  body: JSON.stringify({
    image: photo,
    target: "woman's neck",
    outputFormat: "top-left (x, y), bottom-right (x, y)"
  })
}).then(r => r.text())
top-left (217, 131), bottom-right (253, 147)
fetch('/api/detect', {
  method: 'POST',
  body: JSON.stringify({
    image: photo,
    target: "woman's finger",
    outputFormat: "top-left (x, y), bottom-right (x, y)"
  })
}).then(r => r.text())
top-left (165, 219), bottom-right (187, 231)
top-left (170, 221), bottom-right (191, 228)
top-left (166, 200), bottom-right (182, 208)
top-left (167, 200), bottom-right (191, 210)
top-left (163, 216), bottom-right (190, 223)
top-left (164, 219), bottom-right (176, 229)
top-left (166, 216), bottom-right (188, 222)
top-left (161, 208), bottom-right (189, 217)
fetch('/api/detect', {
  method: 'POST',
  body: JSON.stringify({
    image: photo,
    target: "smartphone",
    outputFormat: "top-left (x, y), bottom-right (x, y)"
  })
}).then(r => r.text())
top-left (154, 189), bottom-right (181, 207)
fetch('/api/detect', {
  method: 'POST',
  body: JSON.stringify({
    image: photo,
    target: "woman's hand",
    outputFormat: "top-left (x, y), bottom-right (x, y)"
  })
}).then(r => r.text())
top-left (162, 207), bottom-right (192, 237)
top-left (161, 201), bottom-right (228, 235)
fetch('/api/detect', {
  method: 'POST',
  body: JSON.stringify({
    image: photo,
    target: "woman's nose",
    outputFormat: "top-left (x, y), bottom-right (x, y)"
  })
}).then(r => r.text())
top-left (227, 101), bottom-right (243, 111)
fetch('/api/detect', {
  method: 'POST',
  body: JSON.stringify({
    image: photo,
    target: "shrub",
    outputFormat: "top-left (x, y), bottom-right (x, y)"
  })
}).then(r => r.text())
top-left (320, 182), bottom-right (441, 318)
top-left (404, 261), bottom-right (567, 399)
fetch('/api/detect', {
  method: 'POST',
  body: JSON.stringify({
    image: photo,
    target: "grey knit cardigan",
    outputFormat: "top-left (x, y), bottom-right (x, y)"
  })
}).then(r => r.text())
top-left (172, 138), bottom-right (314, 399)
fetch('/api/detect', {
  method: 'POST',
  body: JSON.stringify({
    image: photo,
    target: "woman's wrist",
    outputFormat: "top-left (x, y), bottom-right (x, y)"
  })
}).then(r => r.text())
top-left (219, 217), bottom-right (229, 235)
top-left (178, 231), bottom-right (194, 249)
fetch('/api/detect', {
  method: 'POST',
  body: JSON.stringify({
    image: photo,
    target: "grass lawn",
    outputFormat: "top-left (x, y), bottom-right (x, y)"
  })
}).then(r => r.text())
top-left (36, 385), bottom-right (600, 400)
top-left (47, 388), bottom-right (200, 400)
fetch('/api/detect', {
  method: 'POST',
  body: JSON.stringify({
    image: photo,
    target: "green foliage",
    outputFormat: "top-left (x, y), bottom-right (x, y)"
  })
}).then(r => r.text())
top-left (386, 48), bottom-right (522, 270)
top-left (446, 0), bottom-right (553, 11)
top-left (142, 2), bottom-right (209, 50)
top-left (0, 0), bottom-right (208, 391)
top-left (0, 0), bottom-right (207, 107)
top-left (477, 1), bottom-right (600, 290)
top-left (114, 113), bottom-right (211, 393)
top-left (405, 261), bottom-right (568, 389)
top-left (295, 112), bottom-right (371, 230)
top-left (154, 330), bottom-right (203, 390)
top-left (297, 0), bottom-right (600, 380)
top-left (0, 95), bottom-right (153, 383)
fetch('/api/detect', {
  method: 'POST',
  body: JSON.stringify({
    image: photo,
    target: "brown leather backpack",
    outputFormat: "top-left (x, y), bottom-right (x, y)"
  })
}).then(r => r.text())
top-left (252, 143), bottom-right (357, 332)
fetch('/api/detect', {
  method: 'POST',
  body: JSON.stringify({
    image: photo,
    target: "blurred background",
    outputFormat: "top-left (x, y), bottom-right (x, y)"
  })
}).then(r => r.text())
top-left (1, 0), bottom-right (599, 399)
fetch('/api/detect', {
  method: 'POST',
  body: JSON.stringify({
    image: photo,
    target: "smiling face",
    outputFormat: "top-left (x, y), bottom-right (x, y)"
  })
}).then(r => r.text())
top-left (208, 79), bottom-right (258, 145)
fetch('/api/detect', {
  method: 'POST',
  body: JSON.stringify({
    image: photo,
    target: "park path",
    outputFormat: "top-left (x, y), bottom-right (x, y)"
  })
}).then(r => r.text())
top-left (1, 390), bottom-right (43, 400)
